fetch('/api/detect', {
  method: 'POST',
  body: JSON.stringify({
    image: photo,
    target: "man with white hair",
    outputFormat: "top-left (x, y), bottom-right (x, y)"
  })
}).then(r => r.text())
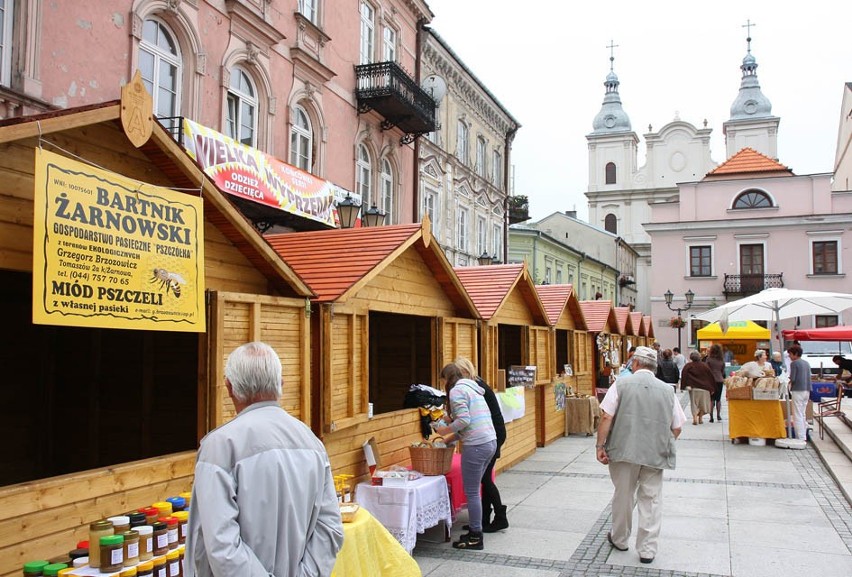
top-left (595, 345), bottom-right (686, 565)
top-left (185, 342), bottom-right (344, 577)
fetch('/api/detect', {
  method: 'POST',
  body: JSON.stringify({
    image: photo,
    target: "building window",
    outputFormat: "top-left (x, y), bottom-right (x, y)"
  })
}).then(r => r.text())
top-left (356, 144), bottom-right (372, 207)
top-left (476, 137), bottom-right (487, 177)
top-left (604, 213), bottom-right (617, 234)
top-left (816, 315), bottom-right (838, 328)
top-left (733, 189), bottom-right (772, 209)
top-left (298, 0), bottom-right (319, 24)
top-left (544, 266), bottom-right (552, 284)
top-left (382, 26), bottom-right (396, 62)
top-left (139, 18), bottom-right (182, 131)
top-left (456, 120), bottom-right (468, 164)
top-left (812, 240), bottom-right (838, 275)
top-left (380, 159), bottom-right (394, 224)
top-left (290, 105), bottom-right (313, 172)
top-left (477, 216), bottom-right (487, 256)
top-left (423, 187), bottom-right (439, 235)
top-left (605, 162), bottom-right (616, 184)
top-left (690, 245), bottom-right (712, 277)
top-left (492, 224), bottom-right (502, 260)
top-left (0, 0), bottom-right (13, 86)
top-left (359, 2), bottom-right (374, 64)
top-left (457, 207), bottom-right (468, 252)
top-left (556, 269), bottom-right (563, 284)
top-left (226, 67), bottom-right (257, 147)
top-left (491, 150), bottom-right (501, 184)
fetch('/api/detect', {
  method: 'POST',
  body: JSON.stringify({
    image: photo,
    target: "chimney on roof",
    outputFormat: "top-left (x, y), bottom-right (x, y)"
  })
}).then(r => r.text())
top-left (565, 210), bottom-right (577, 219)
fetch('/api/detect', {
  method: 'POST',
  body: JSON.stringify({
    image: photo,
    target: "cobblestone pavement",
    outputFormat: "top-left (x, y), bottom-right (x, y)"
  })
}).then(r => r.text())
top-left (412, 394), bottom-right (852, 577)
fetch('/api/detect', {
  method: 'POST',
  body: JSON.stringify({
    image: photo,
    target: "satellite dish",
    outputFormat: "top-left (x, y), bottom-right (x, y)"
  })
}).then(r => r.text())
top-left (421, 74), bottom-right (447, 104)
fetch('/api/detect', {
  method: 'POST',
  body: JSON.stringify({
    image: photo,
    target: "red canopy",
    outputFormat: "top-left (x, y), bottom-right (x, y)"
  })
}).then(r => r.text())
top-left (782, 326), bottom-right (852, 341)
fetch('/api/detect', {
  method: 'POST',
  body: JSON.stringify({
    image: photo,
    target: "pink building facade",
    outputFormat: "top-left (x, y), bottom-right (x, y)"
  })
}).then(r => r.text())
top-left (646, 149), bottom-right (852, 351)
top-left (1, 0), bottom-right (435, 228)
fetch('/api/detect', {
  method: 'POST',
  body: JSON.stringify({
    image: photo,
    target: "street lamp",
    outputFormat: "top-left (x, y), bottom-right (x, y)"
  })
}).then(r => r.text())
top-left (664, 288), bottom-right (695, 351)
top-left (363, 204), bottom-right (387, 227)
top-left (336, 193), bottom-right (361, 229)
top-left (477, 252), bottom-right (493, 266)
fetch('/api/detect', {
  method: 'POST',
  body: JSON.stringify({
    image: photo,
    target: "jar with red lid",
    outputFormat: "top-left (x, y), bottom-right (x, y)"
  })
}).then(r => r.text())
top-left (140, 507), bottom-right (160, 525)
top-left (162, 517), bottom-right (179, 550)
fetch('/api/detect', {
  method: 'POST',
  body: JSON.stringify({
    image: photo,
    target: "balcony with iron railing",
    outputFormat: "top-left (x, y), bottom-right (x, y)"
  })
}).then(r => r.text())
top-left (723, 273), bottom-right (784, 298)
top-left (355, 61), bottom-right (436, 144)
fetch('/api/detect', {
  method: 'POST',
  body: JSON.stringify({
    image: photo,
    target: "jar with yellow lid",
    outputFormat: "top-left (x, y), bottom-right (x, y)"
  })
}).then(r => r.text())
top-left (179, 491), bottom-right (191, 506)
top-left (56, 569), bottom-right (74, 577)
top-left (152, 501), bottom-right (173, 519)
top-left (119, 567), bottom-right (137, 577)
top-left (88, 520), bottom-right (114, 568)
top-left (165, 550), bottom-right (181, 577)
top-left (136, 560), bottom-right (154, 577)
top-left (151, 556), bottom-right (167, 577)
top-left (172, 511), bottom-right (189, 545)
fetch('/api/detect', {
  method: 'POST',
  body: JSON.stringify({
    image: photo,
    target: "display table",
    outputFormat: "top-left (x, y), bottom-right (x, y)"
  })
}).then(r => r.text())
top-left (728, 399), bottom-right (786, 440)
top-left (444, 453), bottom-right (495, 518)
top-left (356, 474), bottom-right (452, 553)
top-left (565, 396), bottom-right (601, 435)
top-left (331, 507), bottom-right (421, 577)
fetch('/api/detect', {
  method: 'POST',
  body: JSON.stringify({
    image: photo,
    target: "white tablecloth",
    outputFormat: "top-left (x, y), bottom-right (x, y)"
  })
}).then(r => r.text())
top-left (355, 475), bottom-right (452, 553)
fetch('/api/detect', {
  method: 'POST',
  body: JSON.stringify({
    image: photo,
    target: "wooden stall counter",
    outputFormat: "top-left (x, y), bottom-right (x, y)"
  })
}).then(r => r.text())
top-left (564, 396), bottom-right (601, 436)
top-left (332, 508), bottom-right (420, 577)
top-left (728, 400), bottom-right (786, 441)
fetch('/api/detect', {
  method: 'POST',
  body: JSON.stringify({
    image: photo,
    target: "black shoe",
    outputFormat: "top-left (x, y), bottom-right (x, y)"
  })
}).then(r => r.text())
top-left (453, 531), bottom-right (483, 550)
top-left (710, 416), bottom-right (714, 423)
top-left (483, 505), bottom-right (508, 533)
top-left (640, 557), bottom-right (654, 564)
top-left (607, 532), bottom-right (628, 551)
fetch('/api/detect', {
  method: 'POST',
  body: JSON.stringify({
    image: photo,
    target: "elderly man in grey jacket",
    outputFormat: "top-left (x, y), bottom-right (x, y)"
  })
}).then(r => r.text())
top-left (595, 345), bottom-right (686, 565)
top-left (185, 342), bottom-right (344, 577)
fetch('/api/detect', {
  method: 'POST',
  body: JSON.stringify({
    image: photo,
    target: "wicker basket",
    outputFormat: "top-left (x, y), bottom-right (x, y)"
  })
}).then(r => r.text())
top-left (409, 446), bottom-right (455, 475)
top-left (726, 385), bottom-right (753, 400)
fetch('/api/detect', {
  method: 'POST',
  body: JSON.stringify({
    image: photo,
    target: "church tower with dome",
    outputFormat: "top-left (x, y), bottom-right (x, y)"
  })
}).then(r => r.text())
top-left (584, 32), bottom-right (776, 316)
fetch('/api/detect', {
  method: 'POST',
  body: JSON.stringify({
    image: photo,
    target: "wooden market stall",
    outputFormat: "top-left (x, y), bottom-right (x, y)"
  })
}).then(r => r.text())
top-left (534, 283), bottom-right (590, 445)
top-left (644, 314), bottom-right (656, 346)
top-left (453, 263), bottom-right (551, 471)
top-left (697, 321), bottom-right (771, 365)
top-left (630, 311), bottom-right (648, 347)
top-left (0, 96), bottom-right (315, 574)
top-left (266, 218), bottom-right (481, 480)
top-left (579, 300), bottom-right (622, 388)
top-left (614, 306), bottom-right (637, 365)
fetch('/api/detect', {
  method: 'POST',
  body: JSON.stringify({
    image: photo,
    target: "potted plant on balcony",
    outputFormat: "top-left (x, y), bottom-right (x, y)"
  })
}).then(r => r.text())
top-left (668, 316), bottom-right (686, 329)
top-left (507, 195), bottom-right (529, 223)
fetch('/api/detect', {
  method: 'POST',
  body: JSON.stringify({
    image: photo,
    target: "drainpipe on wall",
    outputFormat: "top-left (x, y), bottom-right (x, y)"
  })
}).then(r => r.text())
top-left (413, 19), bottom-right (427, 223)
top-left (503, 127), bottom-right (518, 263)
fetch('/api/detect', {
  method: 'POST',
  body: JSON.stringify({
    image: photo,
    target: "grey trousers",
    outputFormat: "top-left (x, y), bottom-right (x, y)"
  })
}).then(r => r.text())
top-left (608, 461), bottom-right (664, 559)
top-left (461, 440), bottom-right (497, 532)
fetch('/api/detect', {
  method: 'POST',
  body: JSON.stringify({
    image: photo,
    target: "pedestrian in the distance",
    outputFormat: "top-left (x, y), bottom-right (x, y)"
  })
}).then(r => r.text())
top-left (595, 346), bottom-right (686, 565)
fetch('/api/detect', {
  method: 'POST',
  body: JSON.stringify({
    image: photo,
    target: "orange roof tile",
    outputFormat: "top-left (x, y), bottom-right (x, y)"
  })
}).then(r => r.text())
top-left (535, 284), bottom-right (587, 329)
top-left (454, 263), bottom-right (548, 324)
top-left (630, 312), bottom-right (646, 336)
top-left (643, 315), bottom-right (655, 338)
top-left (614, 306), bottom-right (634, 335)
top-left (705, 147), bottom-right (793, 177)
top-left (266, 221), bottom-right (476, 315)
top-left (579, 300), bottom-right (617, 333)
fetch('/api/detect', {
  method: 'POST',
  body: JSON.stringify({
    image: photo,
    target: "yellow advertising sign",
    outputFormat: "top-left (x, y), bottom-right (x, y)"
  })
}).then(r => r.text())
top-left (32, 148), bottom-right (206, 332)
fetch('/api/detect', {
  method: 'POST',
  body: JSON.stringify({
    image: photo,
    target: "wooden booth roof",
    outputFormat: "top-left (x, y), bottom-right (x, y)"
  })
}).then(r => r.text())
top-left (534, 283), bottom-right (588, 330)
top-left (644, 315), bottom-right (655, 338)
top-left (454, 262), bottom-right (549, 324)
top-left (0, 100), bottom-right (313, 298)
top-left (614, 306), bottom-right (635, 335)
top-left (578, 300), bottom-right (619, 334)
top-left (265, 217), bottom-right (478, 314)
top-left (629, 311), bottom-right (647, 336)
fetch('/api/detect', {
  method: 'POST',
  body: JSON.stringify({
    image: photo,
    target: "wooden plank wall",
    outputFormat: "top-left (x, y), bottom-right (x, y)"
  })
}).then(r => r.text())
top-left (574, 331), bottom-right (594, 396)
top-left (324, 409), bottom-right (424, 483)
top-left (537, 378), bottom-right (574, 446)
top-left (0, 452), bottom-right (194, 577)
top-left (495, 387), bottom-right (537, 473)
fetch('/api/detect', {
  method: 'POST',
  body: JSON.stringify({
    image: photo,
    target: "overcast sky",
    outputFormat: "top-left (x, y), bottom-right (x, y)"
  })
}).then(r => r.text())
top-left (424, 0), bottom-right (851, 223)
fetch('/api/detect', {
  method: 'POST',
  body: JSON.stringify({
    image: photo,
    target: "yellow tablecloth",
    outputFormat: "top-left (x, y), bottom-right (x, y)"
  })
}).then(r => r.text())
top-left (565, 396), bottom-right (601, 435)
top-left (332, 508), bottom-right (421, 577)
top-left (728, 399), bottom-right (786, 439)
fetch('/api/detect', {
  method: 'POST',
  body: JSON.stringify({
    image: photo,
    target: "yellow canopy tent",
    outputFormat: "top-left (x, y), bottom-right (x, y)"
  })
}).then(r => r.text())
top-left (697, 320), bottom-right (770, 340)
top-left (697, 321), bottom-right (771, 365)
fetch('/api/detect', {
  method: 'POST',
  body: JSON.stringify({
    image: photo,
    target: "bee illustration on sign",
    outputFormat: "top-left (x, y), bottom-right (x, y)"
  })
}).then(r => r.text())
top-left (151, 268), bottom-right (187, 298)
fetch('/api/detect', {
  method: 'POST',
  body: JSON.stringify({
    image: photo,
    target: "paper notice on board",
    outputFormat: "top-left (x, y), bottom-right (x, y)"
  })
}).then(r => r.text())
top-left (497, 386), bottom-right (526, 423)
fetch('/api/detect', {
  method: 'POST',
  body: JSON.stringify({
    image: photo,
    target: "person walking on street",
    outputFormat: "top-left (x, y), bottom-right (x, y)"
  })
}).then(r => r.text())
top-left (672, 347), bottom-right (687, 379)
top-left (788, 344), bottom-right (810, 440)
top-left (595, 346), bottom-right (686, 565)
top-left (433, 363), bottom-right (497, 550)
top-left (706, 344), bottom-right (726, 422)
top-left (455, 357), bottom-right (508, 533)
top-left (185, 342), bottom-right (344, 577)
top-left (681, 351), bottom-right (716, 425)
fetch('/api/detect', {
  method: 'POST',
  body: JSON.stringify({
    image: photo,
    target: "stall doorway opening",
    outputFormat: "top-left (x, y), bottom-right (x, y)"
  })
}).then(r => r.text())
top-left (369, 312), bottom-right (433, 416)
top-left (498, 324), bottom-right (524, 373)
top-left (555, 329), bottom-right (572, 373)
top-left (0, 270), bottom-right (199, 487)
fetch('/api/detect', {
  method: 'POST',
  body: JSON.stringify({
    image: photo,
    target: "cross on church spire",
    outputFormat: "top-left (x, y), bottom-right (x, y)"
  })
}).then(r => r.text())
top-left (607, 39), bottom-right (619, 71)
top-left (742, 19), bottom-right (756, 53)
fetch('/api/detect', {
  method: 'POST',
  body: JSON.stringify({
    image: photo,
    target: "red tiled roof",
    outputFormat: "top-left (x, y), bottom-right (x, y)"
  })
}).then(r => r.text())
top-left (535, 284), bottom-right (587, 329)
top-left (579, 300), bottom-right (616, 333)
top-left (454, 263), bottom-right (524, 320)
top-left (614, 306), bottom-right (634, 335)
top-left (643, 315), bottom-right (655, 338)
top-left (630, 312), bottom-right (646, 336)
top-left (705, 147), bottom-right (793, 177)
